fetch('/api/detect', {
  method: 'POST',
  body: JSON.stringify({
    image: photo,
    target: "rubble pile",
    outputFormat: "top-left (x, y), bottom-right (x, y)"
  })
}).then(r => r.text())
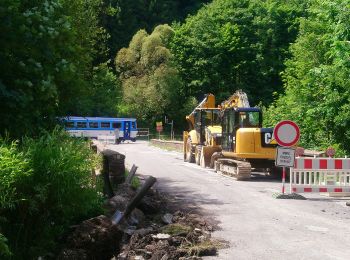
top-left (59, 178), bottom-right (222, 260)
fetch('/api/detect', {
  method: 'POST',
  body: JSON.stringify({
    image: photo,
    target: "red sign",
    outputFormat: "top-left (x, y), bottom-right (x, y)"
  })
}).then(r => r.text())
top-left (326, 147), bottom-right (335, 157)
top-left (156, 121), bottom-right (163, 132)
top-left (295, 147), bottom-right (305, 157)
top-left (273, 120), bottom-right (300, 147)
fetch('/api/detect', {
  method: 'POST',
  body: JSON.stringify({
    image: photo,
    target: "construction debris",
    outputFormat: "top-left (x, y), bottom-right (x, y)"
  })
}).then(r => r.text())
top-left (58, 175), bottom-right (223, 260)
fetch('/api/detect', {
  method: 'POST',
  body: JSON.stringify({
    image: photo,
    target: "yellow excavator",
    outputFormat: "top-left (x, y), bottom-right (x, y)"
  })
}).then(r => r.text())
top-left (183, 94), bottom-right (222, 167)
top-left (213, 90), bottom-right (277, 180)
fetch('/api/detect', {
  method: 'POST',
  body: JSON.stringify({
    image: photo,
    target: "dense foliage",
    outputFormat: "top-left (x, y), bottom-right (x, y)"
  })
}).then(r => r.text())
top-left (265, 0), bottom-right (350, 155)
top-left (0, 0), bottom-right (120, 137)
top-left (171, 0), bottom-right (307, 105)
top-left (0, 130), bottom-right (102, 258)
top-left (115, 25), bottom-right (194, 124)
top-left (102, 0), bottom-right (210, 60)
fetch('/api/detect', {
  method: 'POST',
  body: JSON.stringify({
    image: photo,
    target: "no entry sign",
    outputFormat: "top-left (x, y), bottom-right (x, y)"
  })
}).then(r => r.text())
top-left (273, 120), bottom-right (300, 147)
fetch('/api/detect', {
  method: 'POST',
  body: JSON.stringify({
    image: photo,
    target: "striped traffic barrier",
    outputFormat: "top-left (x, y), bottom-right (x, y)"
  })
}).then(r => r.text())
top-left (290, 157), bottom-right (350, 193)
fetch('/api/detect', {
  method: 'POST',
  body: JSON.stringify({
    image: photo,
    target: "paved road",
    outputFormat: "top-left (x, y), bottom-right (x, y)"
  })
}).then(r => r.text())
top-left (108, 141), bottom-right (350, 260)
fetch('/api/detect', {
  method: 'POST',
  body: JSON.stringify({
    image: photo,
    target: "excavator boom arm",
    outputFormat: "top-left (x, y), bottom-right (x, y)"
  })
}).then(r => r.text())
top-left (221, 89), bottom-right (250, 109)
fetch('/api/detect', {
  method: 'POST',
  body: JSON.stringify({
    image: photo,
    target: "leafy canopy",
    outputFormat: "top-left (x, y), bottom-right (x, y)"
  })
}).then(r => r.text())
top-left (171, 0), bottom-right (307, 105)
top-left (265, 0), bottom-right (350, 155)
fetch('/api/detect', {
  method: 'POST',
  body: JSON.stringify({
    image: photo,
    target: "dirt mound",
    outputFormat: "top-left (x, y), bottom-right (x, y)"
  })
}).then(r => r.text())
top-left (59, 180), bottom-right (223, 260)
top-left (117, 202), bottom-right (222, 260)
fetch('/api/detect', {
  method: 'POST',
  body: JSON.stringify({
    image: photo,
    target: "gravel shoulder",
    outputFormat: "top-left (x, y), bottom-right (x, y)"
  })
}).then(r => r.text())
top-left (108, 141), bottom-right (350, 260)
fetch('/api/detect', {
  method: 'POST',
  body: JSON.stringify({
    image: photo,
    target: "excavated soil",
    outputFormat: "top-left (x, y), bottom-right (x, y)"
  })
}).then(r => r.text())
top-left (59, 178), bottom-right (226, 260)
top-left (116, 185), bottom-right (226, 260)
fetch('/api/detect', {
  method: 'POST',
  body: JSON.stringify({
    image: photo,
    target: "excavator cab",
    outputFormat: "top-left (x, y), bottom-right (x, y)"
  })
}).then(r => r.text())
top-left (194, 109), bottom-right (221, 144)
top-left (221, 107), bottom-right (262, 152)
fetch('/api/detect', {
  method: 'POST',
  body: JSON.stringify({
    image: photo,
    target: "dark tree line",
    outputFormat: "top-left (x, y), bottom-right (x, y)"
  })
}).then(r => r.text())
top-left (102, 0), bottom-right (210, 60)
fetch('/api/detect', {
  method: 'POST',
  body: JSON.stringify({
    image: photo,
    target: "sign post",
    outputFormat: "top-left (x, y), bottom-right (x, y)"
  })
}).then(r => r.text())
top-left (276, 147), bottom-right (296, 194)
top-left (273, 120), bottom-right (300, 194)
top-left (156, 122), bottom-right (163, 140)
top-left (165, 116), bottom-right (174, 140)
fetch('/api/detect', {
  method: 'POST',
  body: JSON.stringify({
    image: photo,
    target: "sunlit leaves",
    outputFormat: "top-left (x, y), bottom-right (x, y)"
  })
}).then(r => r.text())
top-left (265, 0), bottom-right (350, 155)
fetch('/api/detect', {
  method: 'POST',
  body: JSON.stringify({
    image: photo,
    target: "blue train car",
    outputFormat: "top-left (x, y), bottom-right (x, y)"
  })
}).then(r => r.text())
top-left (61, 116), bottom-right (138, 144)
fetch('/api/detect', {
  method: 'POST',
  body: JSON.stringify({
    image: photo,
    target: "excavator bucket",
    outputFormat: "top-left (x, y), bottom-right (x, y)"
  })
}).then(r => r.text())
top-left (201, 146), bottom-right (221, 168)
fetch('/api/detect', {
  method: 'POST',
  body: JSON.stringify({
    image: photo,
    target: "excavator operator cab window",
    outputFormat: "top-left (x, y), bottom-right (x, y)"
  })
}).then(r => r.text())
top-left (203, 110), bottom-right (220, 126)
top-left (238, 111), bottom-right (260, 128)
top-left (194, 111), bottom-right (201, 127)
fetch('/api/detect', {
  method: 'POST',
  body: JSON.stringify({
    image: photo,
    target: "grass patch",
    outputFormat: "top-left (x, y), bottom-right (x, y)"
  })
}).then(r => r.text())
top-left (161, 223), bottom-right (192, 236)
top-left (182, 239), bottom-right (225, 257)
top-left (124, 170), bottom-right (141, 189)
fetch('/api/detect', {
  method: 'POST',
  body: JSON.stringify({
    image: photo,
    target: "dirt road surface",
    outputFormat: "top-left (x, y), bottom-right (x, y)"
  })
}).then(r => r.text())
top-left (108, 141), bottom-right (350, 260)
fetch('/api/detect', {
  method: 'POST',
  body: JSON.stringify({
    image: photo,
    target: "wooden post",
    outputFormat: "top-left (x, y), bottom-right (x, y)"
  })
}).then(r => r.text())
top-left (112, 176), bottom-right (157, 224)
top-left (125, 164), bottom-right (138, 184)
top-left (102, 154), bottom-right (115, 198)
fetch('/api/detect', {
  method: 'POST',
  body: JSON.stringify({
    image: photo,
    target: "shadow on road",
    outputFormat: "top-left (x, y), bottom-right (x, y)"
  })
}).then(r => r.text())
top-left (239, 172), bottom-right (282, 183)
top-left (139, 175), bottom-right (223, 228)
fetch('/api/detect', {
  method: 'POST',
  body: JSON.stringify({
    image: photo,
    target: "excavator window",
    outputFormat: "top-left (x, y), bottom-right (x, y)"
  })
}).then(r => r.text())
top-left (238, 112), bottom-right (260, 128)
top-left (202, 110), bottom-right (220, 126)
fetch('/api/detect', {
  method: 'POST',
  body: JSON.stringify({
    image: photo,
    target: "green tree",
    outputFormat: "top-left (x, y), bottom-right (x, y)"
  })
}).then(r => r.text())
top-left (87, 62), bottom-right (121, 116)
top-left (101, 0), bottom-right (210, 60)
top-left (265, 0), bottom-right (350, 154)
top-left (171, 0), bottom-right (307, 105)
top-left (115, 24), bottom-right (185, 123)
top-left (0, 0), bottom-right (109, 137)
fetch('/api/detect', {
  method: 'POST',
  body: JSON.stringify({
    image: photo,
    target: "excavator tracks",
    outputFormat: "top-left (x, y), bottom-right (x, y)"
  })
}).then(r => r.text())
top-left (215, 158), bottom-right (252, 180)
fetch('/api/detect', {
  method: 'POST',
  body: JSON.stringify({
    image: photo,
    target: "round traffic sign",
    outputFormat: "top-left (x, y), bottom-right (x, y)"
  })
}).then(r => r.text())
top-left (273, 120), bottom-right (300, 147)
top-left (326, 147), bottom-right (335, 157)
top-left (295, 146), bottom-right (305, 157)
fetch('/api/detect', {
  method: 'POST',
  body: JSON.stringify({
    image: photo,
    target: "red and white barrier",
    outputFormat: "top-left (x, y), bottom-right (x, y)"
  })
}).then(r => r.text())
top-left (290, 157), bottom-right (350, 193)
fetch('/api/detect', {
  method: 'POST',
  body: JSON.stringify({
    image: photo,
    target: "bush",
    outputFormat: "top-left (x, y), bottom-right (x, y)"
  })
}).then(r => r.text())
top-left (0, 233), bottom-right (11, 257)
top-left (0, 139), bottom-right (32, 211)
top-left (0, 129), bottom-right (103, 258)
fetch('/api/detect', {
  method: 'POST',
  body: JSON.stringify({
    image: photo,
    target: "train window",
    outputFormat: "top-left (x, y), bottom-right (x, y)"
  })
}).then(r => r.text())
top-left (77, 122), bottom-right (87, 128)
top-left (89, 122), bottom-right (98, 128)
top-left (65, 121), bottom-right (74, 128)
top-left (101, 122), bottom-right (110, 128)
top-left (112, 122), bottom-right (121, 128)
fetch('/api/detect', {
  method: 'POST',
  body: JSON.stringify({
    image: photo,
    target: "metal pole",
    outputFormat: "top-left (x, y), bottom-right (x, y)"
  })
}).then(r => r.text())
top-left (171, 120), bottom-right (174, 140)
top-left (282, 166), bottom-right (286, 194)
top-left (289, 167), bottom-right (293, 194)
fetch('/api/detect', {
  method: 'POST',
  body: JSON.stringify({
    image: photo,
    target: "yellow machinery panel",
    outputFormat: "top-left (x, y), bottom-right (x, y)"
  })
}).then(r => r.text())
top-left (235, 128), bottom-right (255, 154)
top-left (222, 128), bottom-right (276, 160)
top-left (253, 130), bottom-right (276, 160)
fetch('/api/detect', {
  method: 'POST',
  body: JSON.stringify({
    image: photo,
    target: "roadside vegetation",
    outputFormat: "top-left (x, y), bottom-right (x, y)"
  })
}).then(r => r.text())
top-left (0, 130), bottom-right (103, 258)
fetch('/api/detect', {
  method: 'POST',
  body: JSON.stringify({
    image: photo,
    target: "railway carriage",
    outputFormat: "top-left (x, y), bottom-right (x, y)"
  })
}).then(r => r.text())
top-left (62, 116), bottom-right (138, 144)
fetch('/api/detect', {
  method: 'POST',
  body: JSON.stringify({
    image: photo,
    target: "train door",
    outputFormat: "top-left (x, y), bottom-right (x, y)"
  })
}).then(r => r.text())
top-left (124, 121), bottom-right (130, 140)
